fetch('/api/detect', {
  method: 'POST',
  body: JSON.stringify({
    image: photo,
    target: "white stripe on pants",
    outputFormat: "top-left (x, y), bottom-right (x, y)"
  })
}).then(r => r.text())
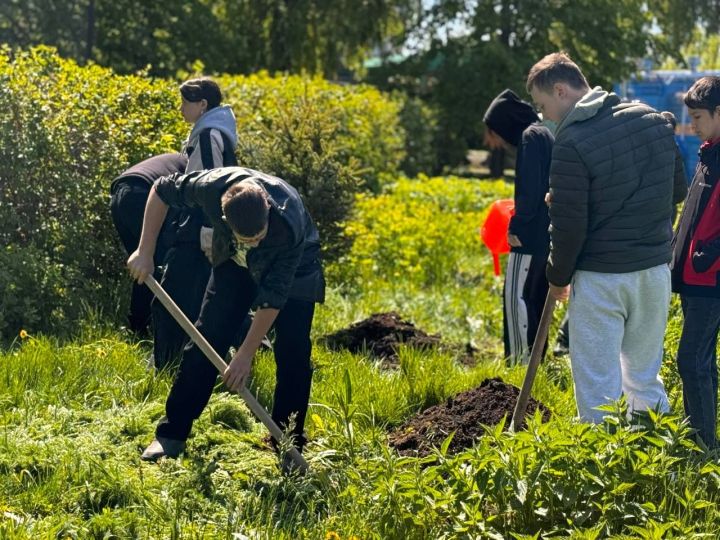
top-left (568, 264), bottom-right (671, 423)
top-left (504, 252), bottom-right (532, 365)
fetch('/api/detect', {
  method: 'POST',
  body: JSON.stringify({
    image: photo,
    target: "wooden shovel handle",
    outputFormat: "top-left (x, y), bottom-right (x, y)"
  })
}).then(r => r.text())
top-left (144, 275), bottom-right (309, 472)
top-left (510, 292), bottom-right (556, 432)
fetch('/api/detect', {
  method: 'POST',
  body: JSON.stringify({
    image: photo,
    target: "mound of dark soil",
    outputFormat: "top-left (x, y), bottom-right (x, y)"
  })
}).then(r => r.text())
top-left (388, 377), bottom-right (551, 456)
top-left (323, 312), bottom-right (442, 366)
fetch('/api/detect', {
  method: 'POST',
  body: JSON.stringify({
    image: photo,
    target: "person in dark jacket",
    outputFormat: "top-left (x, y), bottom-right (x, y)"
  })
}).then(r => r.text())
top-left (483, 89), bottom-right (554, 365)
top-left (670, 76), bottom-right (720, 450)
top-left (548, 111), bottom-right (690, 360)
top-left (526, 52), bottom-right (683, 423)
top-left (127, 167), bottom-right (325, 463)
top-left (110, 153), bottom-right (187, 335)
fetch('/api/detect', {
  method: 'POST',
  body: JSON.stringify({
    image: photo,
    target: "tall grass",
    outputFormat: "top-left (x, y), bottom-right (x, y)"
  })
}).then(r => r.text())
top-left (1, 176), bottom-right (717, 538)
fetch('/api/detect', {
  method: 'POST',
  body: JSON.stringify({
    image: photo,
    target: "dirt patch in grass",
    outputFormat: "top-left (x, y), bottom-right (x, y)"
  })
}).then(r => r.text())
top-left (388, 377), bottom-right (551, 456)
top-left (323, 312), bottom-right (442, 366)
top-left (323, 311), bottom-right (479, 367)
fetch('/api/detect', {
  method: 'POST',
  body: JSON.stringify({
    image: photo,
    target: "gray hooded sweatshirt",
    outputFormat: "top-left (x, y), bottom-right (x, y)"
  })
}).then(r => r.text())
top-left (183, 104), bottom-right (238, 172)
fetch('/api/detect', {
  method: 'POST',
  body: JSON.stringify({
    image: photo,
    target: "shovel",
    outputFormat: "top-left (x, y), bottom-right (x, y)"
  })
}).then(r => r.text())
top-left (144, 275), bottom-right (309, 473)
top-left (510, 292), bottom-right (556, 432)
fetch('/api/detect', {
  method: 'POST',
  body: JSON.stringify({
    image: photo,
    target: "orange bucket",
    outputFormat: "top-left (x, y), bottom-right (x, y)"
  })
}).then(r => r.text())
top-left (480, 199), bottom-right (515, 276)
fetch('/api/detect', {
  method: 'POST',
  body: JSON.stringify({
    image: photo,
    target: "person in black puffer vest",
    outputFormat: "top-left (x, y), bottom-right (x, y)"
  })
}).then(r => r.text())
top-left (483, 89), bottom-right (554, 366)
top-left (670, 76), bottom-right (720, 450)
top-left (526, 52), bottom-right (684, 424)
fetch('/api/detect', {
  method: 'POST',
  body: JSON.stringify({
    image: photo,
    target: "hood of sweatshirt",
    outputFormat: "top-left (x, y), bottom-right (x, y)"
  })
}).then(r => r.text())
top-left (187, 104), bottom-right (238, 148)
top-left (483, 89), bottom-right (540, 146)
top-left (554, 86), bottom-right (619, 136)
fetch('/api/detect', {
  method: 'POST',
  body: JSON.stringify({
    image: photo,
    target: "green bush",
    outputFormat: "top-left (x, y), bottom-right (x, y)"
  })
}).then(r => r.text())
top-left (0, 47), bottom-right (416, 338)
top-left (218, 71), bottom-right (406, 193)
top-left (218, 73), bottom-right (429, 256)
top-left (0, 46), bottom-right (186, 339)
top-left (331, 175), bottom-right (513, 288)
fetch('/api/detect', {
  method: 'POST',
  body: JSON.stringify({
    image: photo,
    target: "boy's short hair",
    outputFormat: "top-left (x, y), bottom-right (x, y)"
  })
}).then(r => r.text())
top-left (684, 76), bottom-right (720, 114)
top-left (221, 182), bottom-right (270, 237)
top-left (526, 52), bottom-right (590, 93)
top-left (180, 78), bottom-right (222, 109)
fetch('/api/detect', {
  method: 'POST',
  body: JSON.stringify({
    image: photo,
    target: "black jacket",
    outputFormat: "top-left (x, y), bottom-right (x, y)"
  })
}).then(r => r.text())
top-left (110, 153), bottom-right (188, 250)
top-left (154, 167), bottom-right (324, 309)
top-left (484, 89), bottom-right (554, 255)
top-left (546, 89), bottom-right (678, 286)
top-left (110, 153), bottom-right (187, 193)
top-left (671, 139), bottom-right (720, 297)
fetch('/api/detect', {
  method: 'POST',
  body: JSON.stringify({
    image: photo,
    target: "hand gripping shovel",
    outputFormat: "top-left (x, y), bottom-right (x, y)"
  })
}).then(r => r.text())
top-left (510, 292), bottom-right (556, 432)
top-left (144, 275), bottom-right (309, 473)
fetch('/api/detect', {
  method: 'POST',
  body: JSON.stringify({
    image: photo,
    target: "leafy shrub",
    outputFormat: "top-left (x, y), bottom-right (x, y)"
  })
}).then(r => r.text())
top-left (0, 45), bottom-right (186, 339)
top-left (331, 176), bottom-right (513, 288)
top-left (219, 71), bottom-right (406, 192)
top-left (218, 71), bottom-right (413, 257)
top-left (0, 47), bottom-right (413, 337)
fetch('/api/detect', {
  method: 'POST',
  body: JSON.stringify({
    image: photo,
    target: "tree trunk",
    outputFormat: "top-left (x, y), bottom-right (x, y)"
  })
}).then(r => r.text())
top-left (85, 0), bottom-right (95, 62)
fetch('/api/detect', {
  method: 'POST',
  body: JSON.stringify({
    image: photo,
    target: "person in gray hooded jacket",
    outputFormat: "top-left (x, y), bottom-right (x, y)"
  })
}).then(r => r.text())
top-left (526, 52), bottom-right (682, 424)
top-left (180, 77), bottom-right (238, 173)
top-left (147, 78), bottom-right (242, 369)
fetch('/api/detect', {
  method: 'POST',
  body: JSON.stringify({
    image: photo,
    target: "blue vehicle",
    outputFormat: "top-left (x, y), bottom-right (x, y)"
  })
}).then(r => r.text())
top-left (615, 68), bottom-right (720, 182)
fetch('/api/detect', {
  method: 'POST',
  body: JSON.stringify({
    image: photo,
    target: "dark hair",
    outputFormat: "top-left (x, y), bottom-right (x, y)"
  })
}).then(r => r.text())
top-left (684, 76), bottom-right (720, 114)
top-left (221, 182), bottom-right (270, 236)
top-left (526, 52), bottom-right (590, 93)
top-left (180, 78), bottom-right (222, 110)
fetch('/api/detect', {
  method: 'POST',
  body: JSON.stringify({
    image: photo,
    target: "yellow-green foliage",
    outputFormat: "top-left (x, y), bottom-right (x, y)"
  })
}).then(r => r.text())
top-left (218, 71), bottom-right (406, 192)
top-left (0, 46), bottom-right (185, 338)
top-left (334, 176), bottom-right (514, 287)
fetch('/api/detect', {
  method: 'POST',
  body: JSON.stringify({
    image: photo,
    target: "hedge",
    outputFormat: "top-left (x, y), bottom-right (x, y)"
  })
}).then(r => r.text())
top-left (0, 46), bottom-right (420, 338)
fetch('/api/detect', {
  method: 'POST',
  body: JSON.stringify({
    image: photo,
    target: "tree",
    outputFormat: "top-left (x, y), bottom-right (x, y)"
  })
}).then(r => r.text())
top-left (368, 0), bottom-right (665, 169)
top-left (0, 0), bottom-right (90, 61)
top-left (0, 0), bottom-right (421, 78)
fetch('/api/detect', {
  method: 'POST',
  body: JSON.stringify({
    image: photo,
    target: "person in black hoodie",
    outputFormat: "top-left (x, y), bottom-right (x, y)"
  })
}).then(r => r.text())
top-left (110, 153), bottom-right (187, 336)
top-left (483, 89), bottom-right (554, 365)
top-left (670, 76), bottom-right (720, 450)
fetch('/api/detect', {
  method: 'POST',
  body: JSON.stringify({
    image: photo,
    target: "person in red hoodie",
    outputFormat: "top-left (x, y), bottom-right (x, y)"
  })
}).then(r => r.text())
top-left (671, 75), bottom-right (720, 450)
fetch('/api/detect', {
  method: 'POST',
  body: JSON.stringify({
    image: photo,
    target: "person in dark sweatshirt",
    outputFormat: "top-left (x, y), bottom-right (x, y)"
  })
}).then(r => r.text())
top-left (127, 167), bottom-right (325, 466)
top-left (483, 89), bottom-right (554, 365)
top-left (109, 153), bottom-right (187, 336)
top-left (670, 76), bottom-right (720, 450)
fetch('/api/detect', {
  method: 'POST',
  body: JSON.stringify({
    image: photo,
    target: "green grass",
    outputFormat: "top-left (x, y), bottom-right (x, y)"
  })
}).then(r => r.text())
top-left (1, 176), bottom-right (719, 538)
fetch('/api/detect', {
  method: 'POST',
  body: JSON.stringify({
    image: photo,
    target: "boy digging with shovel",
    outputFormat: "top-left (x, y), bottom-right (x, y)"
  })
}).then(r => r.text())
top-left (127, 167), bottom-right (325, 471)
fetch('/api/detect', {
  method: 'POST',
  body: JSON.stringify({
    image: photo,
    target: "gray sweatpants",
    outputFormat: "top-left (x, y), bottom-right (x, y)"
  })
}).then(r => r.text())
top-left (568, 264), bottom-right (671, 423)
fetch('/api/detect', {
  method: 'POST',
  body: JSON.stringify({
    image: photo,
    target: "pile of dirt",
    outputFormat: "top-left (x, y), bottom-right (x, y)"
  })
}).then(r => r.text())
top-left (388, 377), bottom-right (551, 456)
top-left (323, 312), bottom-right (442, 366)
